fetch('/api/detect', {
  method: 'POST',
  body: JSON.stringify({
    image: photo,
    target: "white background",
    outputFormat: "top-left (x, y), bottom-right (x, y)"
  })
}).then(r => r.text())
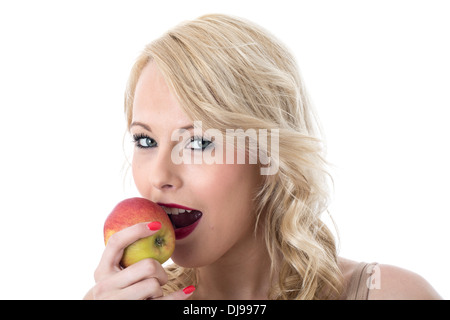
top-left (0, 0), bottom-right (448, 299)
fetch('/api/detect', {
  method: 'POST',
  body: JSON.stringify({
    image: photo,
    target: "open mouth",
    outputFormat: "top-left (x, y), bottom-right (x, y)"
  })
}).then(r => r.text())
top-left (158, 203), bottom-right (203, 240)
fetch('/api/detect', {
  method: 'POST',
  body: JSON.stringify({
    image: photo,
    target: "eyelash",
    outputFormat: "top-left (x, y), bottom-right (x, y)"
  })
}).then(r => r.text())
top-left (190, 135), bottom-right (213, 150)
top-left (132, 133), bottom-right (157, 149)
top-left (132, 133), bottom-right (212, 150)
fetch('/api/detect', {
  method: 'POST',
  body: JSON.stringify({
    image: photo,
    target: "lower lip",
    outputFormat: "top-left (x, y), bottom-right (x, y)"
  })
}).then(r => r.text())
top-left (174, 217), bottom-right (201, 240)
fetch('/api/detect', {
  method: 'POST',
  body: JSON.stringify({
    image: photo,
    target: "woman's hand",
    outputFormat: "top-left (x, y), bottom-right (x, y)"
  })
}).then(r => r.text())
top-left (84, 222), bottom-right (194, 300)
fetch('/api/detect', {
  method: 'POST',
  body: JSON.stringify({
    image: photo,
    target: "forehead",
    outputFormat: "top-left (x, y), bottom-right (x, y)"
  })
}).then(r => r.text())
top-left (132, 62), bottom-right (191, 128)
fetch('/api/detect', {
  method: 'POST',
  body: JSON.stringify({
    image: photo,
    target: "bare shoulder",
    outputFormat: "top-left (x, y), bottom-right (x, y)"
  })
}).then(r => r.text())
top-left (368, 263), bottom-right (442, 300)
top-left (337, 257), bottom-right (442, 300)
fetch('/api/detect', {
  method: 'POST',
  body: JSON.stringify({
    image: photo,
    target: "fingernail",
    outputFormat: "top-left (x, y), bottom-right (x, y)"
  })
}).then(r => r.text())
top-left (147, 221), bottom-right (162, 231)
top-left (183, 285), bottom-right (196, 295)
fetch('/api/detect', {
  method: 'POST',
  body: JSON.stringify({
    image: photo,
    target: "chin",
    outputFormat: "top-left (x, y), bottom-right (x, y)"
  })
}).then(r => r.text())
top-left (170, 245), bottom-right (219, 269)
top-left (171, 248), bottom-right (203, 268)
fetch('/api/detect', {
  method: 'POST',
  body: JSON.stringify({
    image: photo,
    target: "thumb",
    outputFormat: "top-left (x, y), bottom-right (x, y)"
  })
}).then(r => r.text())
top-left (156, 285), bottom-right (196, 300)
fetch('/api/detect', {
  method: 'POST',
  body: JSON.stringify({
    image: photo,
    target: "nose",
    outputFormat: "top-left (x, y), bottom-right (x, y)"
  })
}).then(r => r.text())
top-left (149, 146), bottom-right (182, 191)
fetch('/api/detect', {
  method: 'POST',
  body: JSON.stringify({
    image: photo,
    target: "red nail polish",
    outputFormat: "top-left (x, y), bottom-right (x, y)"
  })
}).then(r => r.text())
top-left (147, 221), bottom-right (162, 231)
top-left (183, 285), bottom-right (196, 294)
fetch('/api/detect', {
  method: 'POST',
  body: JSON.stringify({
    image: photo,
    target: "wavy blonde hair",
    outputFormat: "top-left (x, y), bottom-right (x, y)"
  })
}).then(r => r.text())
top-left (124, 14), bottom-right (343, 299)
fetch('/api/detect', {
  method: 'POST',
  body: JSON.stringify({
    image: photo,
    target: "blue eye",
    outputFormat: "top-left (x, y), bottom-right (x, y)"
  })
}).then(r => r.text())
top-left (133, 134), bottom-right (157, 149)
top-left (189, 136), bottom-right (212, 150)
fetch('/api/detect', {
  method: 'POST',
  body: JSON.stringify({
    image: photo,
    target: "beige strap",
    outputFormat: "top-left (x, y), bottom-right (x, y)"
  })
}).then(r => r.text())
top-left (346, 262), bottom-right (378, 300)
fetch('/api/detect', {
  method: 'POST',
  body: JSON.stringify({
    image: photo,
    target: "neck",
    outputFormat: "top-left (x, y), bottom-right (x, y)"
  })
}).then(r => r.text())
top-left (193, 231), bottom-right (273, 300)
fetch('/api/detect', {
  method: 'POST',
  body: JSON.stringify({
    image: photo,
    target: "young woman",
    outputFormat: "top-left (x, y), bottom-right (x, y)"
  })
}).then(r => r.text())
top-left (85, 14), bottom-right (441, 300)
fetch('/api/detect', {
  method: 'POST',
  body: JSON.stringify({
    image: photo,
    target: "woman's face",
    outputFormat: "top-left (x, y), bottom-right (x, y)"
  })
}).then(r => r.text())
top-left (131, 62), bottom-right (263, 267)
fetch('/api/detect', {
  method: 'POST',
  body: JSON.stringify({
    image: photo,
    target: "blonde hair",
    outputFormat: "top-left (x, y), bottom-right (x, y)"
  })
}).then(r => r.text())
top-left (124, 14), bottom-right (343, 299)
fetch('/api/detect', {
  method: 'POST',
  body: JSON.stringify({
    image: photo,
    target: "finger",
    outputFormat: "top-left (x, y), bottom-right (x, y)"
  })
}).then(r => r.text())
top-left (155, 286), bottom-right (196, 300)
top-left (115, 278), bottom-right (164, 300)
top-left (104, 221), bottom-right (160, 267)
top-left (95, 222), bottom-right (159, 281)
top-left (113, 258), bottom-right (168, 289)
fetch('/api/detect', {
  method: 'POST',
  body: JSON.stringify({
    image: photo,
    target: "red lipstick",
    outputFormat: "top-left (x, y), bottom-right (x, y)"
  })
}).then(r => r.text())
top-left (174, 218), bottom-right (201, 240)
top-left (157, 203), bottom-right (196, 210)
top-left (157, 203), bottom-right (202, 240)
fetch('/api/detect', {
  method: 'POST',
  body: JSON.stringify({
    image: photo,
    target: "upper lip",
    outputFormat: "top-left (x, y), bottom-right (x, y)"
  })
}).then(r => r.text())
top-left (157, 203), bottom-right (197, 211)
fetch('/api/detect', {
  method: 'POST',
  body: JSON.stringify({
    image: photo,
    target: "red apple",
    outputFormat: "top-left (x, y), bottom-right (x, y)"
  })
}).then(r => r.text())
top-left (103, 197), bottom-right (175, 267)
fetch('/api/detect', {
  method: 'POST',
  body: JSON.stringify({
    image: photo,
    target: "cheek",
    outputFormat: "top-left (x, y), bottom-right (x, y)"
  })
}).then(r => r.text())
top-left (197, 163), bottom-right (261, 223)
top-left (173, 164), bottom-right (261, 267)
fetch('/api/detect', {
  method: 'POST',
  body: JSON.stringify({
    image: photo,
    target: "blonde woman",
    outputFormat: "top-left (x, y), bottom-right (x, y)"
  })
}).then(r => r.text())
top-left (85, 14), bottom-right (441, 300)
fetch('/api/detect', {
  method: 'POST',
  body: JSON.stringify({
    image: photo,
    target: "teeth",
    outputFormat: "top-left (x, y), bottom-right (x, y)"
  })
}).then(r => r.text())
top-left (162, 206), bottom-right (194, 215)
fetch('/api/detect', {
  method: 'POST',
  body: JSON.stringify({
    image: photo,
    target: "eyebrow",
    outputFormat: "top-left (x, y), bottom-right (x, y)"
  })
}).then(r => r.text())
top-left (130, 121), bottom-right (194, 132)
